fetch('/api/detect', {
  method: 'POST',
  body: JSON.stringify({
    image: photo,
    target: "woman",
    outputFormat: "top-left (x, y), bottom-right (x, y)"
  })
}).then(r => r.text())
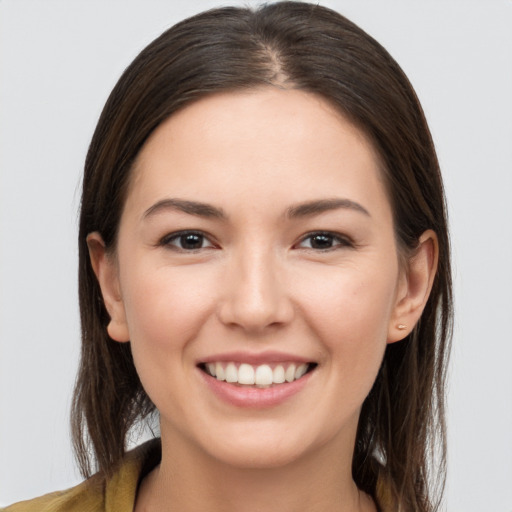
top-left (3, 2), bottom-right (452, 511)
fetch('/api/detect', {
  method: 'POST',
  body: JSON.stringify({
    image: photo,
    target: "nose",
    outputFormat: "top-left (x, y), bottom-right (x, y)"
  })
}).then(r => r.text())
top-left (217, 247), bottom-right (295, 333)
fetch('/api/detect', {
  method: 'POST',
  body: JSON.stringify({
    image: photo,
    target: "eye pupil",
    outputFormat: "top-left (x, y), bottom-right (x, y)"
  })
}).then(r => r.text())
top-left (181, 233), bottom-right (203, 249)
top-left (310, 234), bottom-right (333, 249)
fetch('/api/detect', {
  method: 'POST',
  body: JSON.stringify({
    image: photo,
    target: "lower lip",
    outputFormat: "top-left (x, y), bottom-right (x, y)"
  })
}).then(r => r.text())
top-left (199, 368), bottom-right (313, 408)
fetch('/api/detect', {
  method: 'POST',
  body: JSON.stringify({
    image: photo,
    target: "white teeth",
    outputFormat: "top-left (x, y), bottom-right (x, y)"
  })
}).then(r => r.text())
top-left (207, 363), bottom-right (216, 377)
top-left (238, 363), bottom-right (255, 385)
top-left (295, 363), bottom-right (308, 379)
top-left (215, 362), bottom-right (226, 381)
top-left (225, 362), bottom-right (238, 383)
top-left (206, 361), bottom-right (311, 385)
top-left (272, 365), bottom-right (285, 384)
top-left (255, 364), bottom-right (273, 386)
top-left (285, 364), bottom-right (296, 383)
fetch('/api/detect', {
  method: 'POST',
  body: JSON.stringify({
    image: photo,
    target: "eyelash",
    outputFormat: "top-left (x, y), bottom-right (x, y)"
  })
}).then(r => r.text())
top-left (296, 231), bottom-right (354, 251)
top-left (159, 230), bottom-right (216, 252)
top-left (158, 230), bottom-right (354, 252)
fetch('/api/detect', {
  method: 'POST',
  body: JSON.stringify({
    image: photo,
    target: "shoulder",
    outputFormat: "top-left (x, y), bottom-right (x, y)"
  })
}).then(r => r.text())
top-left (1, 438), bottom-right (161, 512)
top-left (0, 478), bottom-right (104, 512)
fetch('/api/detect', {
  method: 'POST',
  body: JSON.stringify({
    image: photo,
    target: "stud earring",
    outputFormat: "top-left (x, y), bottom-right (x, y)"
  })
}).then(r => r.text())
top-left (397, 324), bottom-right (407, 330)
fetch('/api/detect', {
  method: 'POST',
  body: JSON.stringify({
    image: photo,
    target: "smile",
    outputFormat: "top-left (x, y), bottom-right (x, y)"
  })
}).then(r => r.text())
top-left (200, 362), bottom-right (315, 387)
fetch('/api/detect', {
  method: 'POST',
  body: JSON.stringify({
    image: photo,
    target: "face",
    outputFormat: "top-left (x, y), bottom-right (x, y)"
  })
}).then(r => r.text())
top-left (92, 88), bottom-right (413, 470)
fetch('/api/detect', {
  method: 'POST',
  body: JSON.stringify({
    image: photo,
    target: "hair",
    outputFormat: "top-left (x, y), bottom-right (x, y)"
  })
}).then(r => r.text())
top-left (72, 3), bottom-right (452, 511)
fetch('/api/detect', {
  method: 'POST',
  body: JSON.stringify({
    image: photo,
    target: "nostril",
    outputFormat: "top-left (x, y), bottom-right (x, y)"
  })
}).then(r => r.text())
top-left (217, 299), bottom-right (295, 332)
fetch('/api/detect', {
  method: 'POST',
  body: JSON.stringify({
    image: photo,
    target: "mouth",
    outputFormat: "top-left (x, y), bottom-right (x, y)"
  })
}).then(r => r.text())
top-left (198, 361), bottom-right (317, 388)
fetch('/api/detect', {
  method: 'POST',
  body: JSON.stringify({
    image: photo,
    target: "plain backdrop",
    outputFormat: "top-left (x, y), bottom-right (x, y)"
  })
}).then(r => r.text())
top-left (1, 0), bottom-right (511, 510)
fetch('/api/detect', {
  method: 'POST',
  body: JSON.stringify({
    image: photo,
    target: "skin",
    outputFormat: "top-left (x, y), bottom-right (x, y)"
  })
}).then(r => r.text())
top-left (88, 88), bottom-right (438, 512)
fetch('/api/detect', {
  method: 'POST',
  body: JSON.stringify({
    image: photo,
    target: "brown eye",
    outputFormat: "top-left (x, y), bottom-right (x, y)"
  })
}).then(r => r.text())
top-left (178, 233), bottom-right (205, 250)
top-left (162, 231), bottom-right (214, 251)
top-left (309, 234), bottom-right (335, 249)
top-left (298, 232), bottom-right (353, 250)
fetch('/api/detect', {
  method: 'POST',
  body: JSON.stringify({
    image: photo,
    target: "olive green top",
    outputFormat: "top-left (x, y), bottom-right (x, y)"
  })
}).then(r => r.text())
top-left (3, 439), bottom-right (392, 511)
top-left (1, 439), bottom-right (161, 512)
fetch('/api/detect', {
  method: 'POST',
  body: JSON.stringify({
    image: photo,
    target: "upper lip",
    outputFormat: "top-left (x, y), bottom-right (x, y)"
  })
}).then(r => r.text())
top-left (198, 351), bottom-right (313, 365)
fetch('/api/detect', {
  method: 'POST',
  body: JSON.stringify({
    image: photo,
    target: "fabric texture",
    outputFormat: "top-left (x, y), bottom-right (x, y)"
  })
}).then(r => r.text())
top-left (3, 439), bottom-right (392, 511)
top-left (1, 439), bottom-right (161, 512)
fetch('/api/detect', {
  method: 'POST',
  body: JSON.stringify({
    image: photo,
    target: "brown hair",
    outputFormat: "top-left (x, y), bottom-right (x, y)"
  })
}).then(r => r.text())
top-left (73, 3), bottom-right (452, 511)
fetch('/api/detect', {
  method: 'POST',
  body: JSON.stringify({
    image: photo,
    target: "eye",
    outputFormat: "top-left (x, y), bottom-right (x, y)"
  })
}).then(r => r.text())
top-left (160, 231), bottom-right (215, 251)
top-left (296, 232), bottom-right (353, 251)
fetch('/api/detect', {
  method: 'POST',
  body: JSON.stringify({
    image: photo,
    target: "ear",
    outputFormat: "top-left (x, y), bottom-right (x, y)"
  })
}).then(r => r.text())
top-left (86, 232), bottom-right (130, 343)
top-left (388, 229), bottom-right (439, 343)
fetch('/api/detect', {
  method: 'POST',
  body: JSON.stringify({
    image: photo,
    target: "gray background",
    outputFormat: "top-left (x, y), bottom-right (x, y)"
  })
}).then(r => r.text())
top-left (1, 0), bottom-right (511, 510)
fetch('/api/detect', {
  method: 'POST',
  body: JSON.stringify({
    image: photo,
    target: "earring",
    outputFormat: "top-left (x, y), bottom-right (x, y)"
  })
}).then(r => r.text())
top-left (397, 324), bottom-right (407, 330)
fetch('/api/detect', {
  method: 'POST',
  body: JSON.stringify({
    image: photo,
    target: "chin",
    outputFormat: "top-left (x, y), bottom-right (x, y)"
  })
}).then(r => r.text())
top-left (194, 419), bottom-right (348, 471)
top-left (209, 443), bottom-right (308, 470)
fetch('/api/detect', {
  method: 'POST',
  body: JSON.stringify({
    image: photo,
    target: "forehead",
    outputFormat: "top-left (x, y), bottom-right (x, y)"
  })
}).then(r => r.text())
top-left (126, 88), bottom-right (390, 219)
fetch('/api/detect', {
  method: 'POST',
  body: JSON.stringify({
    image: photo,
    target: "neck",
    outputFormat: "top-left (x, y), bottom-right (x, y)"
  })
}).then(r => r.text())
top-left (136, 428), bottom-right (375, 512)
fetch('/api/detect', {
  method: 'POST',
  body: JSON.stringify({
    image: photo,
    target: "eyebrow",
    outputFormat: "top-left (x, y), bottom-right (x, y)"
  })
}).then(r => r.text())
top-left (286, 198), bottom-right (370, 218)
top-left (143, 198), bottom-right (227, 220)
top-left (142, 197), bottom-right (370, 222)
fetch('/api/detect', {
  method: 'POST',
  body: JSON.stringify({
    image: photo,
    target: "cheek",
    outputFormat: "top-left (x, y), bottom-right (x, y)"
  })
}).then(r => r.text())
top-left (296, 261), bottom-right (398, 378)
top-left (119, 262), bottom-right (217, 359)
top-left (118, 262), bottom-right (221, 419)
